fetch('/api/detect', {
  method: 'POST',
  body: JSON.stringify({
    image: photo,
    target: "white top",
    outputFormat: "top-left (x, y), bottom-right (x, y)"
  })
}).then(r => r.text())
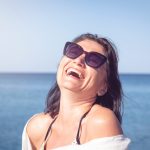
top-left (22, 116), bottom-right (131, 150)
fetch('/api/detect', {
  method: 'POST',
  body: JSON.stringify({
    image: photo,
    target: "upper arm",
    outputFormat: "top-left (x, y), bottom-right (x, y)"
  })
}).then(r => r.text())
top-left (26, 113), bottom-right (52, 149)
top-left (86, 107), bottom-right (123, 141)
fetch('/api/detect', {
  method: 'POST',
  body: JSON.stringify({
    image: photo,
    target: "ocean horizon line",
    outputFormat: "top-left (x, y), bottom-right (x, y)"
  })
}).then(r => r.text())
top-left (0, 72), bottom-right (150, 76)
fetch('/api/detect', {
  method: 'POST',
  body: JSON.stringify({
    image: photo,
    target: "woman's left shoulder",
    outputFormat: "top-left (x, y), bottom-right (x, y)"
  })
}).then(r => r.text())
top-left (86, 105), bottom-right (123, 140)
top-left (90, 104), bottom-right (120, 123)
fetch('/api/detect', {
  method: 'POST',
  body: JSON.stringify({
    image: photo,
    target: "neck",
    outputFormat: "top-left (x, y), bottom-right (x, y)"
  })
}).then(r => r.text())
top-left (57, 89), bottom-right (96, 123)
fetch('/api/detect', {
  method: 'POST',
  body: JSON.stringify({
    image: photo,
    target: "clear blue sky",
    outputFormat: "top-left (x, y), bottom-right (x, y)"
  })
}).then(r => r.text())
top-left (0, 0), bottom-right (150, 73)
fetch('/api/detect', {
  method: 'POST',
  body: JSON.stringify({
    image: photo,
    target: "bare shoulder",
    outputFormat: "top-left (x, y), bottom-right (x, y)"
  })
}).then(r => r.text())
top-left (86, 105), bottom-right (123, 140)
top-left (26, 112), bottom-right (53, 148)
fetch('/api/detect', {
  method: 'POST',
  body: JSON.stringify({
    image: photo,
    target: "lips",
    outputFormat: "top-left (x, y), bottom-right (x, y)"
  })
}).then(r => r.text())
top-left (66, 68), bottom-right (84, 79)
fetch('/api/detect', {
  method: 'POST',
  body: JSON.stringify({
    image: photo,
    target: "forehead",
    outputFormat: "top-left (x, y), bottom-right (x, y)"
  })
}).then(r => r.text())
top-left (77, 39), bottom-right (105, 55)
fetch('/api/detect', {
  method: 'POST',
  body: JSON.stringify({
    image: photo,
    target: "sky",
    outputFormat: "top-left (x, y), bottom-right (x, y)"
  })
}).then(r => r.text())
top-left (0, 0), bottom-right (150, 74)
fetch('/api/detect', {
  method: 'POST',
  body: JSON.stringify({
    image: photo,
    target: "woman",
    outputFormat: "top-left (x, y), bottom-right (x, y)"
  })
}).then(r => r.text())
top-left (22, 33), bottom-right (130, 150)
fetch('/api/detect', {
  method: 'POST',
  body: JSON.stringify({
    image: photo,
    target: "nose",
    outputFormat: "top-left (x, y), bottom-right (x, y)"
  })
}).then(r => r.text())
top-left (73, 53), bottom-right (86, 68)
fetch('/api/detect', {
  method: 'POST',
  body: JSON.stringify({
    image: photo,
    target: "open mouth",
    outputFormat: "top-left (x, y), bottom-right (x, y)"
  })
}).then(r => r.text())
top-left (68, 71), bottom-right (80, 79)
top-left (66, 68), bottom-right (83, 79)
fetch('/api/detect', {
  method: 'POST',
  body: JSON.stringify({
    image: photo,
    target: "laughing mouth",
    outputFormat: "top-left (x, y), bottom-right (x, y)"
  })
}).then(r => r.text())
top-left (66, 68), bottom-right (83, 79)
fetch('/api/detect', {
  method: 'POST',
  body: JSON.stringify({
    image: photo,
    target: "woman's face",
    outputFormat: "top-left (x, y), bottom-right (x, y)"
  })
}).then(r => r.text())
top-left (57, 39), bottom-right (107, 97)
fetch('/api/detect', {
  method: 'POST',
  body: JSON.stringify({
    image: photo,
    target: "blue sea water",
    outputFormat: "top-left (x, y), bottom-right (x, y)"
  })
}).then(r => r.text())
top-left (0, 73), bottom-right (150, 150)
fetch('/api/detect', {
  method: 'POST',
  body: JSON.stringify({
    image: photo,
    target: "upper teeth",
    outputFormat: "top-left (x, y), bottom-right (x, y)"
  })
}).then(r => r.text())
top-left (67, 68), bottom-right (82, 79)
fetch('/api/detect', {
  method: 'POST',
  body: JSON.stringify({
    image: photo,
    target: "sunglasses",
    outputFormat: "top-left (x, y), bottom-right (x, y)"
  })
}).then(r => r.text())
top-left (63, 42), bottom-right (107, 69)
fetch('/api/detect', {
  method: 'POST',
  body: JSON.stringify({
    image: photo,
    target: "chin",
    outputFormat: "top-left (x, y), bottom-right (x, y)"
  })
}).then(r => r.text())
top-left (60, 82), bottom-right (83, 92)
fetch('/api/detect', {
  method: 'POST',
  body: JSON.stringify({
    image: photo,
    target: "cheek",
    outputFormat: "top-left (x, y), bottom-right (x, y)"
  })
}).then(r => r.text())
top-left (95, 69), bottom-right (107, 90)
top-left (56, 57), bottom-right (70, 84)
top-left (56, 57), bottom-right (65, 83)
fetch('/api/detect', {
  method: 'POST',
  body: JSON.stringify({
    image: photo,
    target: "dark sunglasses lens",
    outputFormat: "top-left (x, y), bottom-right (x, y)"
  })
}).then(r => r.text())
top-left (64, 42), bottom-right (82, 59)
top-left (85, 53), bottom-right (106, 68)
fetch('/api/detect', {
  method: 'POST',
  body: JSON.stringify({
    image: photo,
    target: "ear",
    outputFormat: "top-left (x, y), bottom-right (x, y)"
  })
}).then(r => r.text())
top-left (97, 89), bottom-right (107, 96)
top-left (97, 83), bottom-right (107, 96)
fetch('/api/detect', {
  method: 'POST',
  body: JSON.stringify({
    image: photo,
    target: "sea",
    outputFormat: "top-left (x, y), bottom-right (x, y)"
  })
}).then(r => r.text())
top-left (0, 73), bottom-right (150, 150)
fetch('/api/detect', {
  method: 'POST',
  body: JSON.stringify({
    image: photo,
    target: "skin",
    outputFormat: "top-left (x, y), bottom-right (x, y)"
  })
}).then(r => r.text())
top-left (27, 39), bottom-right (123, 149)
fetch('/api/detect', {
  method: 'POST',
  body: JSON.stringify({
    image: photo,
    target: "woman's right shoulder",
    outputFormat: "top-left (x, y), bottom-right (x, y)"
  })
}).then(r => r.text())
top-left (26, 113), bottom-right (53, 145)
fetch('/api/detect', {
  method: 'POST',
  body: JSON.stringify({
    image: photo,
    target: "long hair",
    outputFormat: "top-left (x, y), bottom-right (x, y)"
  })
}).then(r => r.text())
top-left (44, 33), bottom-right (123, 123)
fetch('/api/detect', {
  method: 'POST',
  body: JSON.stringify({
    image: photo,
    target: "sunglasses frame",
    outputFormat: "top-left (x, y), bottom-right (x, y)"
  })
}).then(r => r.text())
top-left (63, 42), bottom-right (107, 69)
